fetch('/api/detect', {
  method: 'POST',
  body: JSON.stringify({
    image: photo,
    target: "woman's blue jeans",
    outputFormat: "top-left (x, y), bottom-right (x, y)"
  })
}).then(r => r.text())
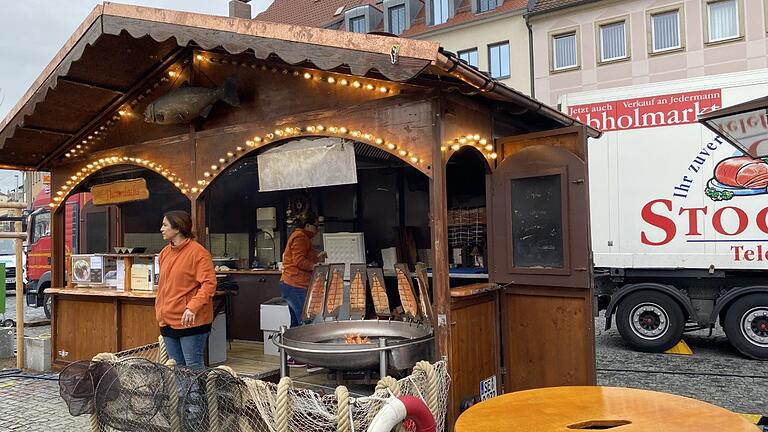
top-left (279, 281), bottom-right (308, 328)
top-left (163, 333), bottom-right (209, 370)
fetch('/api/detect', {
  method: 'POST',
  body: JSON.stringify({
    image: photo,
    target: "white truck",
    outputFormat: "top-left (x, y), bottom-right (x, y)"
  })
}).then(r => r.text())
top-left (559, 69), bottom-right (768, 359)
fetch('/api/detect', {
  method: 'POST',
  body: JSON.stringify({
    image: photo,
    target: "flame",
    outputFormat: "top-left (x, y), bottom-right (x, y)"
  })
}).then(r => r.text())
top-left (344, 333), bottom-right (371, 344)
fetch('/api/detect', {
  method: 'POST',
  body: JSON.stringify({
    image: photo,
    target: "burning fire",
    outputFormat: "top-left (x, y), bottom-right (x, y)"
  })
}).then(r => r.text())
top-left (344, 333), bottom-right (371, 344)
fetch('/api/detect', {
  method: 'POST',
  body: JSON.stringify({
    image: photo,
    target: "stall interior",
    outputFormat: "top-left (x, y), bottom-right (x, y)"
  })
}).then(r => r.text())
top-left (446, 147), bottom-right (489, 280)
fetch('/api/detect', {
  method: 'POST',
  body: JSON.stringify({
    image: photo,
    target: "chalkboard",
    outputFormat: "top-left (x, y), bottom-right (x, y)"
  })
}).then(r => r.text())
top-left (510, 175), bottom-right (564, 268)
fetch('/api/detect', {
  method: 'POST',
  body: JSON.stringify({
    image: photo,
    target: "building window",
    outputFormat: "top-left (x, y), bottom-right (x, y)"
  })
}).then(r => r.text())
top-left (707, 0), bottom-right (739, 42)
top-left (432, 0), bottom-right (450, 25)
top-left (488, 42), bottom-right (510, 79)
top-left (650, 9), bottom-right (681, 52)
top-left (458, 48), bottom-right (479, 68)
top-left (478, 0), bottom-right (498, 13)
top-left (349, 15), bottom-right (366, 33)
top-left (388, 4), bottom-right (406, 35)
top-left (552, 32), bottom-right (577, 70)
top-left (599, 21), bottom-right (627, 62)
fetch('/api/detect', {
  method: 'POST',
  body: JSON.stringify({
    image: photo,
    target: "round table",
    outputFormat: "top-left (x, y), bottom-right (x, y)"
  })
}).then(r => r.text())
top-left (454, 386), bottom-right (759, 431)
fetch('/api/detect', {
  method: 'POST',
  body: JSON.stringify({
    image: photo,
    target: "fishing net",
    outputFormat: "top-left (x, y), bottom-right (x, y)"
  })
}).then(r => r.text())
top-left (59, 340), bottom-right (450, 432)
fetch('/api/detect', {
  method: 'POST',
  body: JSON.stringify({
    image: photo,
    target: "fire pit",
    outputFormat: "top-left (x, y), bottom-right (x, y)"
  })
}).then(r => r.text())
top-left (273, 320), bottom-right (433, 376)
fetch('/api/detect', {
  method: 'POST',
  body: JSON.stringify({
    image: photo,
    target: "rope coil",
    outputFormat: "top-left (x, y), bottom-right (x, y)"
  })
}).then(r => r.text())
top-left (276, 377), bottom-right (293, 432)
top-left (414, 361), bottom-right (438, 418)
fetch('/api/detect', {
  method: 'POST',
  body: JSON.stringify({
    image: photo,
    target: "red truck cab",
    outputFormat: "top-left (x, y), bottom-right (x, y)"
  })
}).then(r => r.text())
top-left (25, 189), bottom-right (85, 318)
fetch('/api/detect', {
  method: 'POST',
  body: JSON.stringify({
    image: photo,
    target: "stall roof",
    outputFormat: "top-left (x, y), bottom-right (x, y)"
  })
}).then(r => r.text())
top-left (0, 2), bottom-right (599, 170)
top-left (698, 95), bottom-right (768, 158)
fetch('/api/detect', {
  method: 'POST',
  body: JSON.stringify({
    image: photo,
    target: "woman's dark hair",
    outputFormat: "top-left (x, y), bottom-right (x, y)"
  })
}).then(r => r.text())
top-left (296, 211), bottom-right (318, 228)
top-left (164, 210), bottom-right (195, 239)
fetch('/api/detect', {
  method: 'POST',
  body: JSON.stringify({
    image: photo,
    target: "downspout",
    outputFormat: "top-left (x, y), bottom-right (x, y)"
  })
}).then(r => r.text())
top-left (525, 0), bottom-right (536, 98)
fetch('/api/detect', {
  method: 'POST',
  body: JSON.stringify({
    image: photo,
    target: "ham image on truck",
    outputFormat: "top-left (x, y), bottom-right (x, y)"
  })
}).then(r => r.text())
top-left (559, 69), bottom-right (768, 359)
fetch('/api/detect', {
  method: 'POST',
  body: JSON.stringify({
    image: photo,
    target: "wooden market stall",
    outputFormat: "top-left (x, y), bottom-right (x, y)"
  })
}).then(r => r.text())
top-left (0, 2), bottom-right (601, 425)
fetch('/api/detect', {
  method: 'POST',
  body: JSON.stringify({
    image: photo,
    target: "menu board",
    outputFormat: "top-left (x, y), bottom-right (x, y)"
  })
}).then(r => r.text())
top-left (510, 175), bottom-right (564, 269)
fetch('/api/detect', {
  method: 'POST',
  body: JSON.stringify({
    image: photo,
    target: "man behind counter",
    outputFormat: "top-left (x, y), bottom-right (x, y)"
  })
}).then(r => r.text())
top-left (279, 211), bottom-right (327, 367)
top-left (280, 211), bottom-right (327, 372)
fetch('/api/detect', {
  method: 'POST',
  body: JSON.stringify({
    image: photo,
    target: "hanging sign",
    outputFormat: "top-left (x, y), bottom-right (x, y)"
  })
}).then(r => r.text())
top-left (91, 178), bottom-right (149, 205)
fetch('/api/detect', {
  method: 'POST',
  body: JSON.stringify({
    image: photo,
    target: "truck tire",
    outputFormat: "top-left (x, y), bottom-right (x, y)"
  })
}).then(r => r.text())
top-left (43, 294), bottom-right (52, 320)
top-left (722, 294), bottom-right (768, 360)
top-left (615, 291), bottom-right (685, 353)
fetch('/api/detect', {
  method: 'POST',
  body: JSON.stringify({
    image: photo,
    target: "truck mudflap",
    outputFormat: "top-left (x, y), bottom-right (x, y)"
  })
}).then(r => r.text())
top-left (605, 283), bottom-right (698, 330)
top-left (709, 285), bottom-right (768, 323)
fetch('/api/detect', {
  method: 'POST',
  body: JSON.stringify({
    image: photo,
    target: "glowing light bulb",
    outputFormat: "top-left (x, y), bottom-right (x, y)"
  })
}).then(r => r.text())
top-left (379, 87), bottom-right (388, 93)
top-left (340, 79), bottom-right (349, 86)
top-left (490, 152), bottom-right (498, 159)
top-left (196, 54), bottom-right (204, 61)
top-left (352, 81), bottom-right (361, 88)
top-left (227, 152), bottom-right (234, 157)
top-left (211, 165), bottom-right (218, 170)
top-left (485, 144), bottom-right (493, 151)
top-left (303, 72), bottom-right (312, 79)
top-left (168, 71), bottom-right (177, 77)
top-left (451, 144), bottom-right (460, 151)
top-left (327, 77), bottom-right (336, 84)
top-left (398, 149), bottom-right (407, 156)
top-left (219, 158), bottom-right (226, 164)
top-left (339, 127), bottom-right (348, 134)
top-left (387, 143), bottom-right (396, 150)
top-left (204, 172), bottom-right (211, 177)
top-left (479, 138), bottom-right (487, 145)
top-left (365, 84), bottom-right (374, 90)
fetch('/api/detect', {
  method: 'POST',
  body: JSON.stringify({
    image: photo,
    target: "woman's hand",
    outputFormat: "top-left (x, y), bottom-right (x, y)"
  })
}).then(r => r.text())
top-left (181, 308), bottom-right (196, 327)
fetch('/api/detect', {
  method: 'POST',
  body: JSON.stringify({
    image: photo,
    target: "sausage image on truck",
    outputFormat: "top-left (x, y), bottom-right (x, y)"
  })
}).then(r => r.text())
top-left (559, 69), bottom-right (768, 359)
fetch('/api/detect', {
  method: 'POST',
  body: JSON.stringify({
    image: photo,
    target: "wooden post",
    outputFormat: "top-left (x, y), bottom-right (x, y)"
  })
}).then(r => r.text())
top-left (429, 96), bottom-right (452, 363)
top-left (0, 202), bottom-right (29, 369)
top-left (15, 218), bottom-right (23, 369)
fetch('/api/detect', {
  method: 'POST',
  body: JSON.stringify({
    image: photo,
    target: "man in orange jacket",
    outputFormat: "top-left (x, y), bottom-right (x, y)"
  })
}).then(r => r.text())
top-left (280, 211), bottom-right (327, 328)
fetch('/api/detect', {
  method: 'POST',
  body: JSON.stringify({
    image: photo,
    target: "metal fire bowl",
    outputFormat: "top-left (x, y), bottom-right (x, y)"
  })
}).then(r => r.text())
top-left (273, 320), bottom-right (434, 371)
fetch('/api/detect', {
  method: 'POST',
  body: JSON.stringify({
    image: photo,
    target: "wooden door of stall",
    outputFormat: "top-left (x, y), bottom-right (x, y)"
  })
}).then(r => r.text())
top-left (488, 126), bottom-right (596, 392)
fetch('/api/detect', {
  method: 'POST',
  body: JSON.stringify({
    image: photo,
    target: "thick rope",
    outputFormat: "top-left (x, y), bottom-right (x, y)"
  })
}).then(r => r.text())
top-left (335, 385), bottom-right (350, 432)
top-left (372, 375), bottom-right (403, 431)
top-left (157, 335), bottom-right (169, 364)
top-left (164, 359), bottom-right (181, 432)
top-left (276, 377), bottom-right (292, 432)
top-left (414, 361), bottom-right (438, 418)
top-left (89, 353), bottom-right (117, 432)
top-left (207, 370), bottom-right (221, 432)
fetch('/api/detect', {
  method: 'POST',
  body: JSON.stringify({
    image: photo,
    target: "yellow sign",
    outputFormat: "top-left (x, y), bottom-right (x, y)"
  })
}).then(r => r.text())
top-left (91, 179), bottom-right (149, 205)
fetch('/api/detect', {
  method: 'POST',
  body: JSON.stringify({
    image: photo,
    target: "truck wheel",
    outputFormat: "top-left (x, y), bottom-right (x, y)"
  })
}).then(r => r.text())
top-left (43, 294), bottom-right (52, 320)
top-left (722, 294), bottom-right (768, 360)
top-left (615, 291), bottom-right (685, 353)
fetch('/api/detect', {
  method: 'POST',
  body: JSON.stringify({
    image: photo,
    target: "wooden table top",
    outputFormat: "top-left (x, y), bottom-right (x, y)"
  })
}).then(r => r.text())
top-left (454, 386), bottom-right (759, 432)
top-left (45, 287), bottom-right (226, 299)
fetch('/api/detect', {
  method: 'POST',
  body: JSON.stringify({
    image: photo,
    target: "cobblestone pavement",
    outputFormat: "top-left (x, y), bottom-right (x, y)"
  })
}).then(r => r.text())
top-left (0, 297), bottom-right (765, 430)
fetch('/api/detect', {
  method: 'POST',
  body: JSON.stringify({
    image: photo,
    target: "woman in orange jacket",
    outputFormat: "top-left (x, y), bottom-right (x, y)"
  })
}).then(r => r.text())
top-left (155, 210), bottom-right (217, 370)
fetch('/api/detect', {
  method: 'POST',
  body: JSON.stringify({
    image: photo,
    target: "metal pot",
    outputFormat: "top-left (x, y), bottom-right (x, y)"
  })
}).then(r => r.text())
top-left (273, 320), bottom-right (434, 371)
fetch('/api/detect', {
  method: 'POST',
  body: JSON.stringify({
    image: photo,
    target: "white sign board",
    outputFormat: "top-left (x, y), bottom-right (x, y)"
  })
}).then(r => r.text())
top-left (258, 138), bottom-right (357, 191)
top-left (480, 375), bottom-right (497, 401)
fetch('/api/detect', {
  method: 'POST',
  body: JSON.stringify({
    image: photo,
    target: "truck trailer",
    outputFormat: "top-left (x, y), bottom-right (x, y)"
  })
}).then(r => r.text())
top-left (560, 69), bottom-right (768, 359)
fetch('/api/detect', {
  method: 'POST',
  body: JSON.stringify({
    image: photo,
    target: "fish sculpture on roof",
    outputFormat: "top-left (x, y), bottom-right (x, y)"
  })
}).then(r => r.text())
top-left (144, 76), bottom-right (240, 125)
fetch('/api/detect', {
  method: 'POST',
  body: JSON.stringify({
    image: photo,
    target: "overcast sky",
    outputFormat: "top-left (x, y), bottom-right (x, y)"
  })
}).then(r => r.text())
top-left (0, 0), bottom-right (273, 195)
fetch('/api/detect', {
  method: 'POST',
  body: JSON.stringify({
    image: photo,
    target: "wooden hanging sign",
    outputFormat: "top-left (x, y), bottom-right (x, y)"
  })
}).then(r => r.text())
top-left (91, 178), bottom-right (149, 205)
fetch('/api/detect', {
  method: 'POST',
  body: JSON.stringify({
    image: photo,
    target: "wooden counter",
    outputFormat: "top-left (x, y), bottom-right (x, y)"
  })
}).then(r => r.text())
top-left (46, 286), bottom-right (225, 370)
top-left (448, 283), bottom-right (501, 423)
top-left (219, 271), bottom-right (282, 341)
top-left (47, 286), bottom-right (160, 369)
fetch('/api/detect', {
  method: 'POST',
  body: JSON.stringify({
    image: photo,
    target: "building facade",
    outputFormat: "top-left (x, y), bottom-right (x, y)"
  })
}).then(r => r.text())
top-left (257, 0), bottom-right (533, 94)
top-left (528, 0), bottom-right (768, 107)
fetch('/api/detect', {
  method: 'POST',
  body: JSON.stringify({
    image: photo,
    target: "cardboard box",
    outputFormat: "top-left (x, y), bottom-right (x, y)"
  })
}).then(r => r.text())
top-left (260, 298), bottom-right (290, 331)
top-left (263, 330), bottom-right (280, 356)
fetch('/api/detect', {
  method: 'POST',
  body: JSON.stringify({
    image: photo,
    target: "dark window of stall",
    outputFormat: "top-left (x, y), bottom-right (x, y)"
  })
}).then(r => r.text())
top-left (510, 174), bottom-right (564, 268)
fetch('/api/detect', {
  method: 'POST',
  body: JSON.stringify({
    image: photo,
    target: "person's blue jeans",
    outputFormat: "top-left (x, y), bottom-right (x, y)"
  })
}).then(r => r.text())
top-left (280, 281), bottom-right (308, 328)
top-left (163, 333), bottom-right (209, 370)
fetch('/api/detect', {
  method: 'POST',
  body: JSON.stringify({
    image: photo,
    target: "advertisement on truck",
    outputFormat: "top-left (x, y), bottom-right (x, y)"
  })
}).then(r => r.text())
top-left (560, 69), bottom-right (768, 359)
